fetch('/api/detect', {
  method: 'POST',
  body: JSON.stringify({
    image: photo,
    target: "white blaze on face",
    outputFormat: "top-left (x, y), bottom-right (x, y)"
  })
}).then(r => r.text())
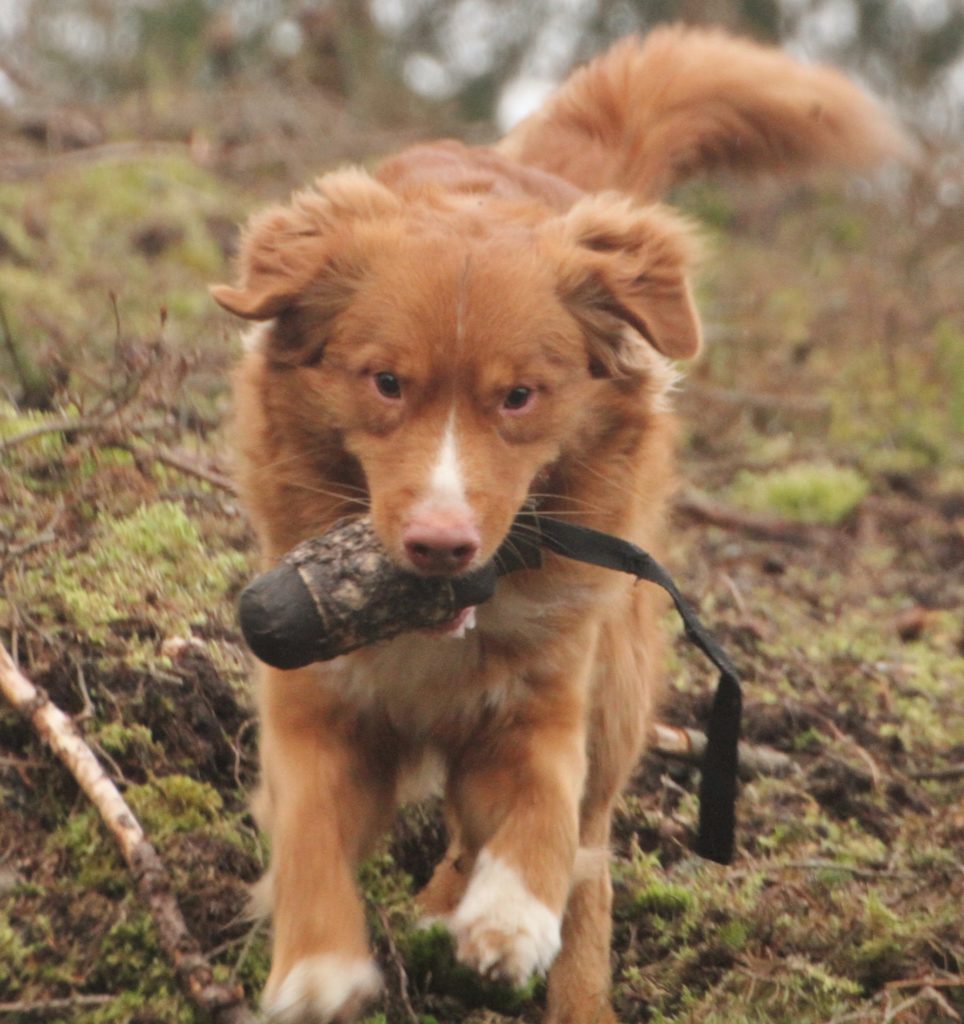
top-left (427, 410), bottom-right (467, 506)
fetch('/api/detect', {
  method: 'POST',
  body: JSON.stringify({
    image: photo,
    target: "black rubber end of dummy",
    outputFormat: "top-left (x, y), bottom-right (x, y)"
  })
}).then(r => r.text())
top-left (238, 565), bottom-right (321, 671)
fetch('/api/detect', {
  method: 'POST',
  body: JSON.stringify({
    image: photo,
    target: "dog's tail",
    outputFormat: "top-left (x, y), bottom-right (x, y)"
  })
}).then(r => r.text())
top-left (497, 26), bottom-right (908, 201)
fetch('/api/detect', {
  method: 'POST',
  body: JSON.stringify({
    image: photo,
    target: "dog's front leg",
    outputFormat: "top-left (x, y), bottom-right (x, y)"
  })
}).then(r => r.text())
top-left (446, 681), bottom-right (588, 987)
top-left (257, 669), bottom-right (395, 1023)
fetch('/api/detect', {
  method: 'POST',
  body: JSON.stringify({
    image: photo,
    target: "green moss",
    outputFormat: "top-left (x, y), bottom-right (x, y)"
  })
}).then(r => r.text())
top-left (935, 317), bottom-right (964, 435)
top-left (50, 775), bottom-right (228, 893)
top-left (0, 400), bottom-right (67, 461)
top-left (763, 285), bottom-right (814, 348)
top-left (0, 154), bottom-right (243, 399)
top-left (631, 881), bottom-right (696, 920)
top-left (729, 462), bottom-right (869, 525)
top-left (84, 907), bottom-right (193, 1023)
top-left (825, 334), bottom-right (959, 470)
top-left (22, 500), bottom-right (247, 654)
top-left (125, 774), bottom-right (224, 839)
top-left (94, 721), bottom-right (159, 762)
top-left (358, 847), bottom-right (415, 909)
top-left (400, 924), bottom-right (539, 1014)
top-left (49, 809), bottom-right (121, 892)
top-left (0, 912), bottom-right (30, 993)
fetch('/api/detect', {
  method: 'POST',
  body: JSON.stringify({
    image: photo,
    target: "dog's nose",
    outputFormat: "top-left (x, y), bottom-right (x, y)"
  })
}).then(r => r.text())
top-left (403, 518), bottom-right (480, 575)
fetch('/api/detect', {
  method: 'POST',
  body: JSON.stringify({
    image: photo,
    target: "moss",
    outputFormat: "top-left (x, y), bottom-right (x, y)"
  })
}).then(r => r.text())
top-left (729, 462), bottom-right (869, 525)
top-left (0, 400), bottom-right (67, 461)
top-left (0, 154), bottom-right (243, 405)
top-left (22, 500), bottom-right (247, 655)
top-left (49, 809), bottom-right (127, 893)
top-left (94, 721), bottom-right (160, 762)
top-left (83, 906), bottom-right (193, 1023)
top-left (839, 891), bottom-right (950, 991)
top-left (0, 912), bottom-right (30, 994)
top-left (49, 775), bottom-right (230, 894)
top-left (125, 774), bottom-right (224, 839)
top-left (825, 337), bottom-right (959, 470)
top-left (630, 880), bottom-right (696, 920)
top-left (399, 924), bottom-right (539, 1014)
top-left (763, 285), bottom-right (814, 348)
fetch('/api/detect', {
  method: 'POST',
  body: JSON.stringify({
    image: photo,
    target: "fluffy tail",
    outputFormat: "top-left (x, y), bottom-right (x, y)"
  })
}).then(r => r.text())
top-left (497, 26), bottom-right (909, 202)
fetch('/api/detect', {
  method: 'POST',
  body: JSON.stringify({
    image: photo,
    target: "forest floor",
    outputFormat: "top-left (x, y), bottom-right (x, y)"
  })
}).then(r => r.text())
top-left (0, 78), bottom-right (962, 1024)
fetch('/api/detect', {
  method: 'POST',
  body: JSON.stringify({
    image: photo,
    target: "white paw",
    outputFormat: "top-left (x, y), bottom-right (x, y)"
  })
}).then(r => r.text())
top-left (263, 954), bottom-right (382, 1023)
top-left (450, 850), bottom-right (562, 986)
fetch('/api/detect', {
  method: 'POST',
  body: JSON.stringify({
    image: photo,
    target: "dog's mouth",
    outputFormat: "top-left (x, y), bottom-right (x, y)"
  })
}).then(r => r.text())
top-left (418, 604), bottom-right (477, 638)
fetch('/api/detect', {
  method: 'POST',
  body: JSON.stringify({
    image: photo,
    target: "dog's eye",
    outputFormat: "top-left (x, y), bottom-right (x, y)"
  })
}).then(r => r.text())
top-left (373, 372), bottom-right (402, 399)
top-left (503, 386), bottom-right (533, 411)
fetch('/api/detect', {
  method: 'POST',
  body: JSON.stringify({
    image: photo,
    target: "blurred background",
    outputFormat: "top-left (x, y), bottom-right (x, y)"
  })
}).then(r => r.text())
top-left (2, 0), bottom-right (962, 165)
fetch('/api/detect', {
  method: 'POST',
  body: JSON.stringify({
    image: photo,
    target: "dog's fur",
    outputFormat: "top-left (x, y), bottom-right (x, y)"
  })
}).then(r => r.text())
top-left (213, 26), bottom-right (904, 1023)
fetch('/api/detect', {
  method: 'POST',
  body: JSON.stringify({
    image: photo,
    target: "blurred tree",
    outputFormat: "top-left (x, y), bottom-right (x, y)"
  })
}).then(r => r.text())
top-left (0, 0), bottom-right (960, 135)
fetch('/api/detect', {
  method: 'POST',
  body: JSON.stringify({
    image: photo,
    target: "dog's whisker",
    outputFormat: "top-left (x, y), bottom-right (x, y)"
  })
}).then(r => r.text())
top-left (526, 491), bottom-right (609, 514)
top-left (284, 481), bottom-right (371, 507)
top-left (246, 449), bottom-right (369, 495)
top-left (568, 457), bottom-right (645, 503)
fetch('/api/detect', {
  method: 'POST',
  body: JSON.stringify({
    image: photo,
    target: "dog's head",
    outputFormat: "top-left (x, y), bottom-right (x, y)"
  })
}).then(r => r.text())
top-left (214, 168), bottom-right (700, 575)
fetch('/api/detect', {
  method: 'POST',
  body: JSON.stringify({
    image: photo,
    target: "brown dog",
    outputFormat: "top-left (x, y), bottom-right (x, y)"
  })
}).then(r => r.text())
top-left (213, 26), bottom-right (904, 1024)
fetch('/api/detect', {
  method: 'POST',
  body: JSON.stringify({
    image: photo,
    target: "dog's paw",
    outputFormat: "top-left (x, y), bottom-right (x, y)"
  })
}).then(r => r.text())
top-left (450, 850), bottom-right (562, 986)
top-left (263, 954), bottom-right (382, 1023)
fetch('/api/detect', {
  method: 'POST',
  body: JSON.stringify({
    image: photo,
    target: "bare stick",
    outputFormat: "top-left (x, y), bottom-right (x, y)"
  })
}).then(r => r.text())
top-left (650, 721), bottom-right (799, 779)
top-left (0, 994), bottom-right (113, 1017)
top-left (0, 416), bottom-right (107, 452)
top-left (682, 382), bottom-right (831, 417)
top-left (0, 141), bottom-right (192, 183)
top-left (132, 443), bottom-right (236, 494)
top-left (674, 489), bottom-right (821, 544)
top-left (0, 641), bottom-right (257, 1024)
top-left (372, 904), bottom-right (419, 1024)
top-left (729, 859), bottom-right (915, 882)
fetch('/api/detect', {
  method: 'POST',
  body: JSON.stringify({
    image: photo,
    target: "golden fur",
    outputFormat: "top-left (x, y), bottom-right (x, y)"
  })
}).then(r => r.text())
top-left (213, 26), bottom-right (904, 1024)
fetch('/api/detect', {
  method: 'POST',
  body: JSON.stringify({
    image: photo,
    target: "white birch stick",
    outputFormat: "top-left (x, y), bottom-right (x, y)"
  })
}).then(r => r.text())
top-left (0, 641), bottom-right (257, 1024)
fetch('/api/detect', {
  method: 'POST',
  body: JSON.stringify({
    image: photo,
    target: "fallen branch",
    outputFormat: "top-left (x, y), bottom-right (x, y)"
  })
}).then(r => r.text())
top-left (0, 994), bottom-right (113, 1017)
top-left (372, 904), bottom-right (419, 1024)
top-left (0, 410), bottom-right (236, 494)
top-left (732, 858), bottom-right (915, 881)
top-left (127, 442), bottom-right (236, 494)
top-left (0, 641), bottom-right (257, 1024)
top-left (0, 415), bottom-right (107, 452)
top-left (650, 721), bottom-right (799, 780)
top-left (675, 489), bottom-right (821, 544)
top-left (681, 382), bottom-right (831, 417)
top-left (910, 763), bottom-right (964, 782)
top-left (0, 141), bottom-right (192, 182)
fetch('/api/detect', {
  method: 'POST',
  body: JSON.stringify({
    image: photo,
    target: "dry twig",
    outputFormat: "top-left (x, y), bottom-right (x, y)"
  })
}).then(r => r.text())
top-left (373, 904), bottom-right (419, 1024)
top-left (0, 994), bottom-right (114, 1017)
top-left (0, 141), bottom-right (192, 182)
top-left (675, 488), bottom-right (824, 544)
top-left (650, 721), bottom-right (799, 779)
top-left (0, 641), bottom-right (257, 1024)
top-left (125, 441), bottom-right (236, 493)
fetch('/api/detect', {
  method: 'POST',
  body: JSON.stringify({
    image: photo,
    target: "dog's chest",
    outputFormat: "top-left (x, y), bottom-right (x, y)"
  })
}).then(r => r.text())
top-left (317, 583), bottom-right (575, 737)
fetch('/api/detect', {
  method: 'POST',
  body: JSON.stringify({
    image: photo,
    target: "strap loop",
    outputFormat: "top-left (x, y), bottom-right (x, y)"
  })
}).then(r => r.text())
top-left (508, 512), bottom-right (741, 865)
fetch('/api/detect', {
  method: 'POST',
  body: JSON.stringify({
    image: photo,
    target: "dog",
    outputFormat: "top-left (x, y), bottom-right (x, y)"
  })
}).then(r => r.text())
top-left (212, 26), bottom-right (904, 1024)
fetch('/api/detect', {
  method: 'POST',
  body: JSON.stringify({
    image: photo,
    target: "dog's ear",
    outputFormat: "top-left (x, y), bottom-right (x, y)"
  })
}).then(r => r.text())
top-left (554, 196), bottom-right (702, 371)
top-left (210, 168), bottom-right (402, 322)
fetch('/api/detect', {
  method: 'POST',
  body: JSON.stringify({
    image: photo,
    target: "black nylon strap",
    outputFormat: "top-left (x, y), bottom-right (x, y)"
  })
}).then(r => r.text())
top-left (510, 512), bottom-right (741, 865)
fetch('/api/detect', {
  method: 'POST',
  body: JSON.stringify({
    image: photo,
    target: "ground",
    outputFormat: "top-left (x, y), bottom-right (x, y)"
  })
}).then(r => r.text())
top-left (0, 94), bottom-right (961, 1024)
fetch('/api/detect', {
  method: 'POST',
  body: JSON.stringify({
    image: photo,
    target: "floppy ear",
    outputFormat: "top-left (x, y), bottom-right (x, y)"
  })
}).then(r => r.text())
top-left (210, 168), bottom-right (402, 321)
top-left (555, 195), bottom-right (703, 370)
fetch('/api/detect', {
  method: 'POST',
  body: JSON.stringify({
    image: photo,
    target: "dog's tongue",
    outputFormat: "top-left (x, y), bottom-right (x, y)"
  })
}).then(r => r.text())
top-left (420, 605), bottom-right (477, 638)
